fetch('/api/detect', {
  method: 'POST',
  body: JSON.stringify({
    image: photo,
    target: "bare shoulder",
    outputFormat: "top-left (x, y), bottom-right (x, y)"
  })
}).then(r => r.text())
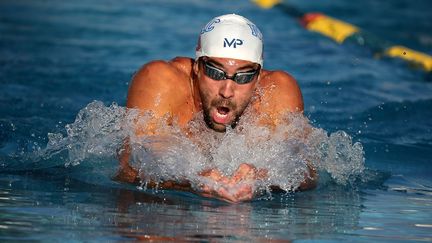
top-left (258, 69), bottom-right (304, 113)
top-left (260, 70), bottom-right (300, 95)
top-left (127, 57), bottom-right (193, 113)
top-left (170, 57), bottom-right (195, 75)
top-left (130, 57), bottom-right (193, 87)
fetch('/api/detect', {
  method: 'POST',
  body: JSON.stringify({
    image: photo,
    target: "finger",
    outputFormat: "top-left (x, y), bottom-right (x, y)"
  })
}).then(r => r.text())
top-left (232, 163), bottom-right (256, 183)
top-left (232, 164), bottom-right (252, 181)
top-left (238, 163), bottom-right (256, 171)
top-left (236, 192), bottom-right (253, 202)
top-left (200, 184), bottom-right (211, 193)
top-left (256, 168), bottom-right (268, 180)
top-left (199, 185), bottom-right (226, 200)
top-left (220, 176), bottom-right (231, 185)
top-left (233, 184), bottom-right (254, 202)
top-left (216, 187), bottom-right (238, 203)
top-left (199, 168), bottom-right (223, 181)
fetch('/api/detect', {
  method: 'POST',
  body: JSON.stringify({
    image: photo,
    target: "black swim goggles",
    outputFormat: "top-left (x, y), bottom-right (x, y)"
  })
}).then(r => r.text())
top-left (201, 59), bottom-right (260, 84)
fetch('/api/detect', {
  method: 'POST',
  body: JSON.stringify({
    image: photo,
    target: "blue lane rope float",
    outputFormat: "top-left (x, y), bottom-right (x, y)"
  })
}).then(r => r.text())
top-left (253, 0), bottom-right (432, 73)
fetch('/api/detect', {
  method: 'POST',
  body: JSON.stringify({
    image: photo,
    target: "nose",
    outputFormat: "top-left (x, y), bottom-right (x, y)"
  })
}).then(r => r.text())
top-left (218, 79), bottom-right (235, 99)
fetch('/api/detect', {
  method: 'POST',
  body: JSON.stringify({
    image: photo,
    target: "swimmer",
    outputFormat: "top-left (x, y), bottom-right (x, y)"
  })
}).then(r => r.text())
top-left (115, 14), bottom-right (317, 203)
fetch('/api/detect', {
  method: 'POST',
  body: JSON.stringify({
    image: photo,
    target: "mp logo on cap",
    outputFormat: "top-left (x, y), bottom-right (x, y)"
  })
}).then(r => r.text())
top-left (223, 38), bottom-right (243, 48)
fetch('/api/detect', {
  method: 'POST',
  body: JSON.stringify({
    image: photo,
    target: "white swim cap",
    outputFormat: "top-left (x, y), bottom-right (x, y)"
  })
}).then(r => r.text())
top-left (196, 14), bottom-right (264, 66)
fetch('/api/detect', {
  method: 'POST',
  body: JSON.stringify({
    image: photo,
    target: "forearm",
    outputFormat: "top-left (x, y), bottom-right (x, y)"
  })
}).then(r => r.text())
top-left (114, 139), bottom-right (139, 183)
top-left (296, 164), bottom-right (318, 191)
top-left (266, 164), bottom-right (317, 192)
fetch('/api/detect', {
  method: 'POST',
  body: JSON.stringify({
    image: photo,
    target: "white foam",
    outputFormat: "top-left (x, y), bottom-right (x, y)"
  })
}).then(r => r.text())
top-left (41, 101), bottom-right (365, 193)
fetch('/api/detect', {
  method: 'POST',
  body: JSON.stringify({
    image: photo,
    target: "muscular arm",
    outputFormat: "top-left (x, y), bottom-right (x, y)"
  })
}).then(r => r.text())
top-left (257, 71), bottom-right (304, 124)
top-left (115, 58), bottom-right (193, 183)
top-left (258, 71), bottom-right (317, 191)
top-left (126, 60), bottom-right (192, 134)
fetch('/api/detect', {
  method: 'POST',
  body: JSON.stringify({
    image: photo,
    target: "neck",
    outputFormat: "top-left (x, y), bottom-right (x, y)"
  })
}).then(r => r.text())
top-left (190, 76), bottom-right (202, 112)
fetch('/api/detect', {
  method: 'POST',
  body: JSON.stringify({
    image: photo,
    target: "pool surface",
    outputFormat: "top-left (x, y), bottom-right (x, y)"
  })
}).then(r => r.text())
top-left (1, 0), bottom-right (432, 242)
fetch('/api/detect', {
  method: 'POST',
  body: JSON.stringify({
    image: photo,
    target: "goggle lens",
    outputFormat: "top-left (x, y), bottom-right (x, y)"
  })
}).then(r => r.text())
top-left (202, 60), bottom-right (259, 84)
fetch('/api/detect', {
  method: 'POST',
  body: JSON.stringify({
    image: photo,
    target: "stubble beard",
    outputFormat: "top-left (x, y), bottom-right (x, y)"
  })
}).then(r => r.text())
top-left (201, 95), bottom-right (250, 133)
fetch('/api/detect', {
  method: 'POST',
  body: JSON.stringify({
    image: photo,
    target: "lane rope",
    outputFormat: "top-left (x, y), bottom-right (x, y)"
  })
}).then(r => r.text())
top-left (253, 0), bottom-right (432, 73)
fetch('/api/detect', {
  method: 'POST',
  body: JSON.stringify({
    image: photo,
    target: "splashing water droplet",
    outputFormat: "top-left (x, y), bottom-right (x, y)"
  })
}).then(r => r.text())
top-left (34, 101), bottom-right (365, 192)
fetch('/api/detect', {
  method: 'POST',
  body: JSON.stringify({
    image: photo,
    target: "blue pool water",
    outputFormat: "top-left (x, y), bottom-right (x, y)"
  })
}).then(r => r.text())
top-left (1, 0), bottom-right (432, 242)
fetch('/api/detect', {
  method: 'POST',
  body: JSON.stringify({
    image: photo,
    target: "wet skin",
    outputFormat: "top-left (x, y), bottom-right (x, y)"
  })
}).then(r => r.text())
top-left (115, 56), bottom-right (315, 203)
top-left (194, 57), bottom-right (260, 132)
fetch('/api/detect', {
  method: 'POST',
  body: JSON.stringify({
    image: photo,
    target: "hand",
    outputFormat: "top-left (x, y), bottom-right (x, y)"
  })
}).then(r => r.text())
top-left (298, 164), bottom-right (317, 191)
top-left (198, 163), bottom-right (268, 203)
top-left (113, 164), bottom-right (139, 184)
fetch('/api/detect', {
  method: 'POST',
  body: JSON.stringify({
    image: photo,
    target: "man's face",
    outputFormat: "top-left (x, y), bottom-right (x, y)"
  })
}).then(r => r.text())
top-left (194, 57), bottom-right (261, 132)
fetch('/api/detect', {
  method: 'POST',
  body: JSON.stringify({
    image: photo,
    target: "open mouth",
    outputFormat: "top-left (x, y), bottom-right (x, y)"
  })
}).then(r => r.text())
top-left (213, 106), bottom-right (231, 124)
top-left (217, 106), bottom-right (230, 116)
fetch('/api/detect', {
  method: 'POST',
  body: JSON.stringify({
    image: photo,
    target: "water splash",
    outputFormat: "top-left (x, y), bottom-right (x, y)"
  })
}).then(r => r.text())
top-left (37, 101), bottom-right (365, 193)
top-left (35, 101), bottom-right (132, 166)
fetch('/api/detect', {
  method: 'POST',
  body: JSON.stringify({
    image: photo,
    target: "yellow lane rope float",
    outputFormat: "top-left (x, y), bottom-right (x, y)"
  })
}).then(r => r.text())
top-left (253, 0), bottom-right (432, 72)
